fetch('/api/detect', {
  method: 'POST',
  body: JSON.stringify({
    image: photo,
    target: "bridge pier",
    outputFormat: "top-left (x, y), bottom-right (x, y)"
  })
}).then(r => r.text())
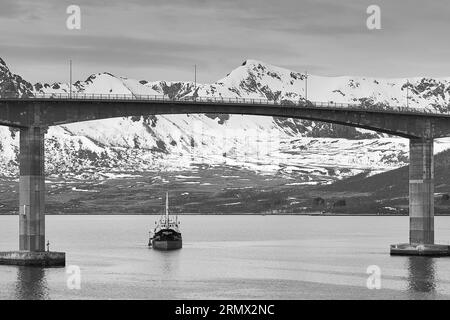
top-left (19, 126), bottom-right (46, 251)
top-left (391, 138), bottom-right (450, 256)
top-left (409, 138), bottom-right (434, 245)
top-left (0, 127), bottom-right (65, 267)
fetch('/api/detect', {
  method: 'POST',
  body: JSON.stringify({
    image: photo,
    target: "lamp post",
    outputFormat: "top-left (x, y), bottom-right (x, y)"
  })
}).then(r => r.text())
top-left (69, 59), bottom-right (73, 99)
top-left (406, 79), bottom-right (410, 108)
top-left (193, 64), bottom-right (197, 100)
top-left (305, 70), bottom-right (308, 102)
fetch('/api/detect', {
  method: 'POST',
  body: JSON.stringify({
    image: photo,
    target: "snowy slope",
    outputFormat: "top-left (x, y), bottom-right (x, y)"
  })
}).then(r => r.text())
top-left (0, 58), bottom-right (33, 97)
top-left (217, 59), bottom-right (450, 112)
top-left (1, 58), bottom-right (450, 183)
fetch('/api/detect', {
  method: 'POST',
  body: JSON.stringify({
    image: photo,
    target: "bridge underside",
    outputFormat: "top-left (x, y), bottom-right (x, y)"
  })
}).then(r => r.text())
top-left (0, 100), bottom-right (450, 258)
top-left (2, 99), bottom-right (450, 138)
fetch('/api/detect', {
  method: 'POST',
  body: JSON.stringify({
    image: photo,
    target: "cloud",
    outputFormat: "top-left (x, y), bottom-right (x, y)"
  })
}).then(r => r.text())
top-left (0, 34), bottom-right (276, 67)
top-left (1, 0), bottom-right (450, 83)
top-left (0, 0), bottom-right (28, 18)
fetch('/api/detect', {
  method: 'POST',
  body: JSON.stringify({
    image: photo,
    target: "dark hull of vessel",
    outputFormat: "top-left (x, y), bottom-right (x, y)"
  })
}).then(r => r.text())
top-left (152, 239), bottom-right (183, 250)
top-left (149, 228), bottom-right (182, 250)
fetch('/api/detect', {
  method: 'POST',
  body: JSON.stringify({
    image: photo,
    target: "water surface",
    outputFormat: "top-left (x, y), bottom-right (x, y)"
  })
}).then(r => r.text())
top-left (0, 215), bottom-right (450, 299)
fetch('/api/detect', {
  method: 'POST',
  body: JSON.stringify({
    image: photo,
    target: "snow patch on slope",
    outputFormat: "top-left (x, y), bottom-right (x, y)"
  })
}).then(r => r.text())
top-left (1, 57), bottom-right (450, 182)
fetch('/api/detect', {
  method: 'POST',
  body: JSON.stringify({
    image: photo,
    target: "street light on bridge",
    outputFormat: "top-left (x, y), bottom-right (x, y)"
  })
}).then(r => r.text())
top-left (406, 79), bottom-right (410, 108)
top-left (194, 64), bottom-right (197, 100)
top-left (305, 70), bottom-right (308, 102)
top-left (69, 59), bottom-right (73, 99)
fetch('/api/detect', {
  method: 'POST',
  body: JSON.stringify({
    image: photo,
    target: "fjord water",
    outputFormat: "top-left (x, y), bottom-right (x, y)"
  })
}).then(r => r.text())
top-left (1, 215), bottom-right (450, 300)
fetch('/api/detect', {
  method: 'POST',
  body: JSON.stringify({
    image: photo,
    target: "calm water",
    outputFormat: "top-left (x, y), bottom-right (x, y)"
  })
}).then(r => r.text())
top-left (1, 215), bottom-right (450, 300)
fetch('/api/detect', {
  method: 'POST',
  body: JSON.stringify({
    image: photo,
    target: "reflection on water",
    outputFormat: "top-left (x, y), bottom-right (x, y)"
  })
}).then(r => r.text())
top-left (2, 216), bottom-right (450, 299)
top-left (14, 267), bottom-right (49, 300)
top-left (406, 257), bottom-right (437, 293)
top-left (155, 249), bottom-right (181, 274)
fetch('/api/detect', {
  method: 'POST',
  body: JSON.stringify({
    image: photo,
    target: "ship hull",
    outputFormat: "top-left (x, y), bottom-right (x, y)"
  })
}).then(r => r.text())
top-left (152, 240), bottom-right (182, 250)
top-left (149, 228), bottom-right (182, 250)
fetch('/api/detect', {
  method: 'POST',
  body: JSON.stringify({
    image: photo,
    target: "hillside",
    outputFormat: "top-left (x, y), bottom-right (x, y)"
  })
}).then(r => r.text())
top-left (310, 148), bottom-right (450, 215)
top-left (1, 57), bottom-right (450, 213)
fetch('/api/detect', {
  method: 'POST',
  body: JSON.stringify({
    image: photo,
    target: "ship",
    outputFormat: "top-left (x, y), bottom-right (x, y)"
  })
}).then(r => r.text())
top-left (148, 192), bottom-right (182, 250)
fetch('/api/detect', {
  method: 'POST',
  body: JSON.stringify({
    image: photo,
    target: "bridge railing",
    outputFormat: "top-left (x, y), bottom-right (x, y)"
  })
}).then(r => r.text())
top-left (1, 92), bottom-right (448, 115)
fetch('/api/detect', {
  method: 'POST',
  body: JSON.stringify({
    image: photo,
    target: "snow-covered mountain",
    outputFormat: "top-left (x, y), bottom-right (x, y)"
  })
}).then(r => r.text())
top-left (2, 58), bottom-right (450, 183)
top-left (0, 58), bottom-right (33, 97)
top-left (222, 60), bottom-right (450, 111)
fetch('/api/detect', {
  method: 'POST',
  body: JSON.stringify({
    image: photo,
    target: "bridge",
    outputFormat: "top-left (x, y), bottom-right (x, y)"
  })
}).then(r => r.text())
top-left (1, 93), bottom-right (450, 265)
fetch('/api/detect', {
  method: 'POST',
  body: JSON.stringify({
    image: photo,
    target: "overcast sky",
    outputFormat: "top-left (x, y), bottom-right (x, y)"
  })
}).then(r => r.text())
top-left (1, 0), bottom-right (449, 84)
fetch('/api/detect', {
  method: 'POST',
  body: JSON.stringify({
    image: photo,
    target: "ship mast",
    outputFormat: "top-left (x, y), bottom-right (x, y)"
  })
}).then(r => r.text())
top-left (165, 191), bottom-right (169, 227)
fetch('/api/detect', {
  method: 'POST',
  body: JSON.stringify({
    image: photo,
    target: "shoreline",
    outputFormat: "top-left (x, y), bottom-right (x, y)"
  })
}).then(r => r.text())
top-left (0, 212), bottom-right (447, 216)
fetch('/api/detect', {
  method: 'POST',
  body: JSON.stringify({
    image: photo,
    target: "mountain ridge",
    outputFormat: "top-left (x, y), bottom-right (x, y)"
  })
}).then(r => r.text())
top-left (1, 57), bottom-right (450, 183)
top-left (1, 57), bottom-right (450, 213)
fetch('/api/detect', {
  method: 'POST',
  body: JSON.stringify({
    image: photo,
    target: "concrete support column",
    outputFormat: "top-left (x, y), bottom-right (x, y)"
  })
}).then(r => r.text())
top-left (409, 138), bottom-right (434, 245)
top-left (19, 126), bottom-right (46, 252)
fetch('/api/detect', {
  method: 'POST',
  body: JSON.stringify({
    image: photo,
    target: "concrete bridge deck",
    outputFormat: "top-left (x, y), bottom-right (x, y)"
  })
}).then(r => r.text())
top-left (0, 93), bottom-right (450, 263)
top-left (1, 93), bottom-right (450, 138)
